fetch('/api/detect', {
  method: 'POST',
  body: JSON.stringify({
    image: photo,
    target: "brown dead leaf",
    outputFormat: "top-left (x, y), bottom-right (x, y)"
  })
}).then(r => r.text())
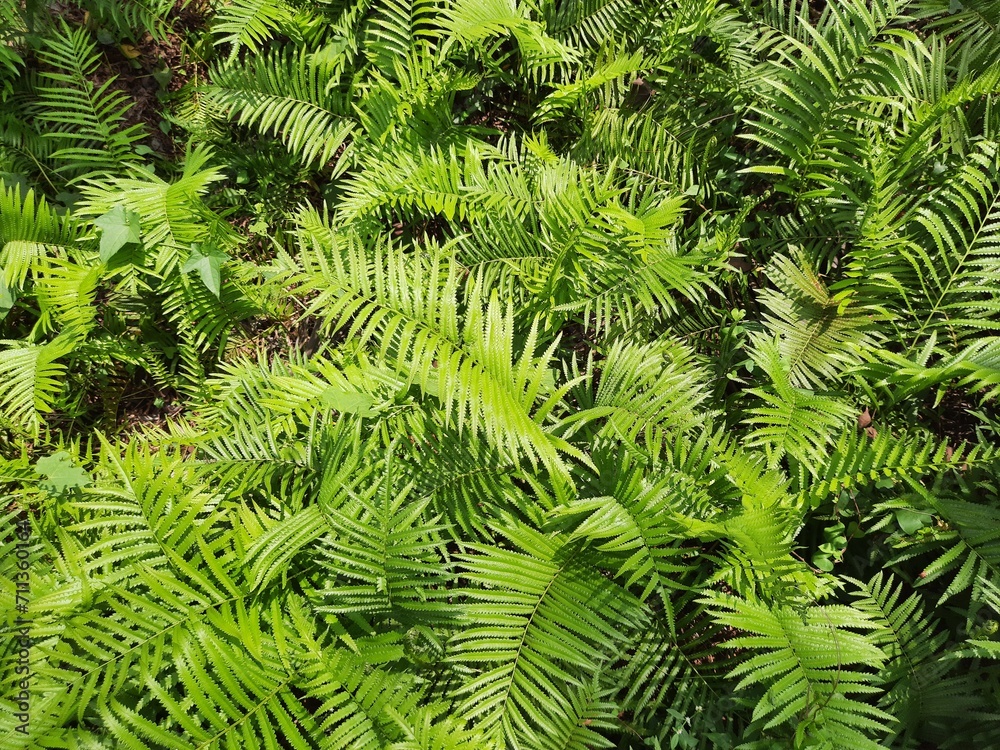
top-left (628, 77), bottom-right (656, 108)
top-left (857, 408), bottom-right (872, 429)
top-left (865, 426), bottom-right (878, 439)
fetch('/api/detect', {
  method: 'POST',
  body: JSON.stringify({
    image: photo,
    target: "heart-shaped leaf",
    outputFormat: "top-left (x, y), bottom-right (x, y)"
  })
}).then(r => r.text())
top-left (320, 387), bottom-right (375, 415)
top-left (93, 205), bottom-right (142, 262)
top-left (35, 451), bottom-right (91, 494)
top-left (895, 508), bottom-right (929, 535)
top-left (182, 244), bottom-right (229, 297)
top-left (812, 553), bottom-right (835, 572)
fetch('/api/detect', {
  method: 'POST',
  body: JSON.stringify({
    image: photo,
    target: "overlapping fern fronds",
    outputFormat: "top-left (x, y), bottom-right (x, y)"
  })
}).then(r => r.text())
top-left (3, 1), bottom-right (1000, 749)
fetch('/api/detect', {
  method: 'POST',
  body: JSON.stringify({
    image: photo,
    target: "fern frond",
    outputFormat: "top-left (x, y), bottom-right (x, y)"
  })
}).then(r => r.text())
top-left (364, 0), bottom-right (442, 74)
top-left (743, 338), bottom-right (855, 471)
top-left (558, 338), bottom-right (712, 447)
top-left (804, 428), bottom-right (991, 506)
top-left (744, 0), bottom-right (915, 197)
top-left (706, 592), bottom-right (893, 749)
top-left (212, 0), bottom-right (300, 63)
top-left (541, 0), bottom-right (634, 49)
top-left (77, 145), bottom-right (240, 277)
top-left (33, 258), bottom-right (102, 335)
top-left (311, 446), bottom-right (453, 622)
top-left (615, 596), bottom-right (732, 743)
top-left (912, 0), bottom-right (1000, 69)
top-left (0, 183), bottom-right (77, 290)
top-left (758, 251), bottom-right (879, 389)
top-left (204, 47), bottom-right (355, 168)
top-left (33, 24), bottom-right (145, 178)
top-left (905, 143), bottom-right (1000, 347)
top-left (450, 521), bottom-right (648, 746)
top-left (80, 0), bottom-right (180, 41)
top-left (442, 0), bottom-right (578, 71)
top-left (297, 229), bottom-right (579, 476)
top-left (897, 491), bottom-right (1000, 604)
top-left (548, 445), bottom-right (706, 614)
top-left (846, 573), bottom-right (960, 741)
top-left (402, 419), bottom-right (525, 537)
top-left (340, 141), bottom-right (531, 223)
top-left (0, 336), bottom-right (75, 435)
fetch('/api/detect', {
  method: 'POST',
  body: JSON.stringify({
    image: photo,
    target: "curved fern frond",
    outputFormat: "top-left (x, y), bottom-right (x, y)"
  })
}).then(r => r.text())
top-left (905, 143), bottom-right (1000, 347)
top-left (541, 0), bottom-right (634, 50)
top-left (77, 145), bottom-right (240, 277)
top-left (442, 0), bottom-right (578, 71)
top-left (364, 0), bottom-right (442, 73)
top-left (743, 338), bottom-right (855, 471)
top-left (297, 229), bottom-right (580, 475)
top-left (558, 338), bottom-right (712, 447)
top-left (912, 0), bottom-right (1000, 69)
top-left (311, 447), bottom-right (453, 623)
top-left (340, 141), bottom-right (532, 223)
top-left (212, 0), bottom-right (300, 63)
top-left (895, 490), bottom-right (1000, 605)
top-left (706, 592), bottom-right (893, 749)
top-left (745, 0), bottom-right (916, 197)
top-left (804, 428), bottom-right (993, 506)
top-left (33, 23), bottom-right (145, 178)
top-left (758, 250), bottom-right (880, 389)
top-left (204, 48), bottom-right (355, 168)
top-left (80, 0), bottom-right (179, 41)
top-left (847, 573), bottom-right (958, 742)
top-left (547, 445), bottom-right (708, 620)
top-left (0, 335), bottom-right (75, 435)
top-left (450, 521), bottom-right (648, 746)
top-left (0, 183), bottom-right (77, 290)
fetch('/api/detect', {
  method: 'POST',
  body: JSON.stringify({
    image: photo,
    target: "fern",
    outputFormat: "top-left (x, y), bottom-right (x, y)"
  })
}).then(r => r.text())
top-left (0, 183), bottom-right (77, 292)
top-left (5, 2), bottom-right (1000, 748)
top-left (742, 337), bottom-right (855, 471)
top-left (905, 142), bottom-right (1000, 347)
top-left (706, 592), bottom-right (894, 749)
top-left (450, 521), bottom-right (648, 746)
top-left (0, 335), bottom-right (75, 435)
top-left (204, 47), bottom-right (355, 168)
top-left (803, 427), bottom-right (992, 506)
top-left (744, 0), bottom-right (916, 198)
top-left (80, 0), bottom-right (181, 41)
top-left (364, 0), bottom-right (442, 74)
top-left (212, 0), bottom-right (301, 63)
top-left (757, 250), bottom-right (880, 388)
top-left (296, 229), bottom-right (579, 476)
top-left (33, 23), bottom-right (146, 178)
top-left (442, 0), bottom-right (578, 71)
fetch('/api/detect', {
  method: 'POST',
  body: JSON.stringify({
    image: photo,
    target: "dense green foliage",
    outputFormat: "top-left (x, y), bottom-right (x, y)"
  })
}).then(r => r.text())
top-left (2, 0), bottom-right (1000, 747)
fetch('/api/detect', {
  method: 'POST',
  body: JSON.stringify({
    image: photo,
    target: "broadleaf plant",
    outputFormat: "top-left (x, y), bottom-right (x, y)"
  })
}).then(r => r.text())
top-left (92, 205), bottom-right (142, 263)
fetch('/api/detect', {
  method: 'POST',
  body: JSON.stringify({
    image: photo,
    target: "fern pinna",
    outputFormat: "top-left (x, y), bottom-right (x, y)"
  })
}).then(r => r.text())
top-left (2, 1), bottom-right (1000, 748)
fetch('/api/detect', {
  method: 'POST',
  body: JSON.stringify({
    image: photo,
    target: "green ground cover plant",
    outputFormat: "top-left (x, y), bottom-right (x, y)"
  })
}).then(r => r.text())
top-left (2, 0), bottom-right (1000, 747)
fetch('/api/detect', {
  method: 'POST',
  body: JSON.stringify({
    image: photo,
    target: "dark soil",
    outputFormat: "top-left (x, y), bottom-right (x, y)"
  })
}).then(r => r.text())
top-left (929, 389), bottom-right (982, 446)
top-left (115, 377), bottom-right (184, 432)
top-left (229, 313), bottom-right (325, 364)
top-left (561, 319), bottom-right (599, 360)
